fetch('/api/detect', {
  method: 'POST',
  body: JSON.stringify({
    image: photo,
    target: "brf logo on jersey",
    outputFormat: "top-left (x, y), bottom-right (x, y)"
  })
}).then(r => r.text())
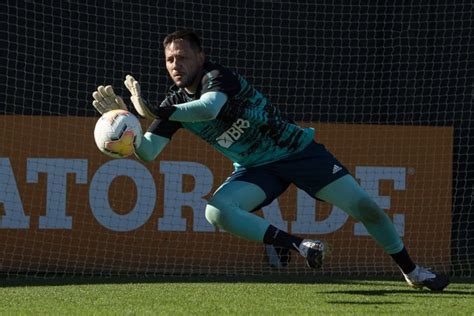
top-left (216, 119), bottom-right (250, 148)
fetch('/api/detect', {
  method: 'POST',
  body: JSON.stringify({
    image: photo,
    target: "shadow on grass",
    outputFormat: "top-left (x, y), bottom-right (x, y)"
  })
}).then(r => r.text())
top-left (0, 273), bottom-right (472, 293)
top-left (324, 288), bottom-right (473, 296)
top-left (0, 274), bottom-right (381, 287)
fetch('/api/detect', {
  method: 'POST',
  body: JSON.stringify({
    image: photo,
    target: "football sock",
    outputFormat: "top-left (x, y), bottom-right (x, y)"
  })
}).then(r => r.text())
top-left (263, 225), bottom-right (303, 251)
top-left (390, 247), bottom-right (416, 274)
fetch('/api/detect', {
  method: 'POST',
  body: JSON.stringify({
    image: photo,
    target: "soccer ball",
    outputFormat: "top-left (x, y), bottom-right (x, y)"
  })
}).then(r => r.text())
top-left (94, 109), bottom-right (143, 158)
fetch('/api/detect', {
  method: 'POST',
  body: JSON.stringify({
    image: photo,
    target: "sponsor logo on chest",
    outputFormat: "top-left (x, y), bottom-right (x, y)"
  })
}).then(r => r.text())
top-left (216, 119), bottom-right (250, 148)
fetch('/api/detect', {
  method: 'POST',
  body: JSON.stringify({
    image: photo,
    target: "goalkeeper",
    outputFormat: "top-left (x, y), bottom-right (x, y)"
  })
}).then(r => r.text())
top-left (92, 30), bottom-right (449, 291)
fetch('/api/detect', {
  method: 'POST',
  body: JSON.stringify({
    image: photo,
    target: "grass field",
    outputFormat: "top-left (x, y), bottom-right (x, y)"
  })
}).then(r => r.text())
top-left (0, 276), bottom-right (472, 315)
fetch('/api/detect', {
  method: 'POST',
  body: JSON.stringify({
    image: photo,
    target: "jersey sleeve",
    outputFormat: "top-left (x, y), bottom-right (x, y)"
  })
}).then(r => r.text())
top-left (201, 67), bottom-right (241, 97)
top-left (147, 117), bottom-right (182, 139)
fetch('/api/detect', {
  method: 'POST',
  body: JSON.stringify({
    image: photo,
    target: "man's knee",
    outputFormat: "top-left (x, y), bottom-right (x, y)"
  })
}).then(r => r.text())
top-left (205, 195), bottom-right (231, 227)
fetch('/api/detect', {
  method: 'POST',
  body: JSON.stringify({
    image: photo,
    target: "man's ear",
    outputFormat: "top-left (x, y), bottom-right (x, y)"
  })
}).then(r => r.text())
top-left (198, 51), bottom-right (205, 64)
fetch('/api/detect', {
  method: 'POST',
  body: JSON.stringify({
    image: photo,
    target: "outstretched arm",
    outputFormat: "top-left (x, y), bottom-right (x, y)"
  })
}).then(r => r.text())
top-left (167, 91), bottom-right (228, 122)
top-left (124, 74), bottom-right (228, 122)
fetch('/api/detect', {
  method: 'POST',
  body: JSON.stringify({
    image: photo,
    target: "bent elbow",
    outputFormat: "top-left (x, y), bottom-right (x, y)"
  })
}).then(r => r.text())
top-left (200, 110), bottom-right (219, 121)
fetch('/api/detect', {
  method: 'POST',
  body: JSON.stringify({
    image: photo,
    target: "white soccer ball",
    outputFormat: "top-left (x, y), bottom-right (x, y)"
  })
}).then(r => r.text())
top-left (94, 109), bottom-right (143, 158)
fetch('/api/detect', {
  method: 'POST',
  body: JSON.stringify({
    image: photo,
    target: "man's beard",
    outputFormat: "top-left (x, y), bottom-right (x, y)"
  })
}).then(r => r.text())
top-left (175, 73), bottom-right (197, 88)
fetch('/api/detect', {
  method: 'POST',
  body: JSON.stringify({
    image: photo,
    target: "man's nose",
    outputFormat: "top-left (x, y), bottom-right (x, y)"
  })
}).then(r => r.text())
top-left (173, 62), bottom-right (182, 71)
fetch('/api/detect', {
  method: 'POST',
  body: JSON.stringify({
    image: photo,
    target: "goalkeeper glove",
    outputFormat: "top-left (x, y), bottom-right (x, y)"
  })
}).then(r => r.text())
top-left (124, 74), bottom-right (158, 119)
top-left (93, 75), bottom-right (176, 119)
top-left (124, 74), bottom-right (177, 120)
top-left (92, 85), bottom-right (127, 115)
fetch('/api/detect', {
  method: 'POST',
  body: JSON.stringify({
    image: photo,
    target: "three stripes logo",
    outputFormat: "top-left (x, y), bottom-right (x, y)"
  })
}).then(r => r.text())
top-left (332, 164), bottom-right (342, 174)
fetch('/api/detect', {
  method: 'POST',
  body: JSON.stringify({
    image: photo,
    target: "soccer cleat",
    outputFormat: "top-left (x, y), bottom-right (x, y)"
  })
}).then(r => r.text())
top-left (403, 265), bottom-right (450, 291)
top-left (295, 239), bottom-right (326, 269)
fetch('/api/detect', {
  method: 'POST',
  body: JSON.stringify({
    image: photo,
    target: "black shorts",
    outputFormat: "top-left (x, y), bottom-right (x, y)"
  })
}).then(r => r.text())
top-left (222, 141), bottom-right (350, 211)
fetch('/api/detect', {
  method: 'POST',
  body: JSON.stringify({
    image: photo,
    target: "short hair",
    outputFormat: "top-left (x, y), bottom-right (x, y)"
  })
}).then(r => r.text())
top-left (163, 30), bottom-right (202, 52)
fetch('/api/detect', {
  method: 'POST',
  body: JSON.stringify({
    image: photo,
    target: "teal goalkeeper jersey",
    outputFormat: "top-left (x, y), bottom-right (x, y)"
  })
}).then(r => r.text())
top-left (148, 60), bottom-right (315, 168)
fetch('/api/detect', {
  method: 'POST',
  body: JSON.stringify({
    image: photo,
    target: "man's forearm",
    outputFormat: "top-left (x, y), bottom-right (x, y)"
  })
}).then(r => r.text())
top-left (167, 91), bottom-right (228, 122)
top-left (134, 132), bottom-right (170, 162)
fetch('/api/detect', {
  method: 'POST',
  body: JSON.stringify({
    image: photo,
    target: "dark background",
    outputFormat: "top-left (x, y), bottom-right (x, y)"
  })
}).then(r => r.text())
top-left (1, 0), bottom-right (472, 276)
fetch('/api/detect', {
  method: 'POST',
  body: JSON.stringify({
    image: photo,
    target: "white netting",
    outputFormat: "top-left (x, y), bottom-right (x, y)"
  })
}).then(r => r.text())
top-left (0, 0), bottom-right (472, 277)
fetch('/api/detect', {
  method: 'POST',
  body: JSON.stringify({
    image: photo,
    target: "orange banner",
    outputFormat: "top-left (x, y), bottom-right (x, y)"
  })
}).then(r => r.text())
top-left (0, 116), bottom-right (452, 274)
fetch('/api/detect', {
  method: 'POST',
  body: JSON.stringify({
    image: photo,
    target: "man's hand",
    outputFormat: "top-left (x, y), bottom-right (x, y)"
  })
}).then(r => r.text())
top-left (124, 75), bottom-right (157, 119)
top-left (92, 85), bottom-right (127, 115)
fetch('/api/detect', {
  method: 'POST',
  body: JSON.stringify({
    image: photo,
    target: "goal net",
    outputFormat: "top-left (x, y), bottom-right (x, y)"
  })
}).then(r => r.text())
top-left (1, 0), bottom-right (472, 277)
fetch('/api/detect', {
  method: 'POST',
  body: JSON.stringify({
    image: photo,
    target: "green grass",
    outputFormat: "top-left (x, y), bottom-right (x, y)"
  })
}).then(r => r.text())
top-left (0, 276), bottom-right (472, 315)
